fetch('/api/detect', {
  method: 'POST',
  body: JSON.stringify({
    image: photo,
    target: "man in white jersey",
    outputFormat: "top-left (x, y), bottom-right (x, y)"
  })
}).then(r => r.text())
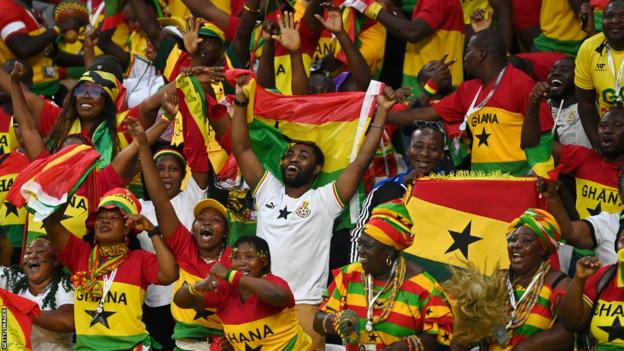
top-left (231, 76), bottom-right (397, 350)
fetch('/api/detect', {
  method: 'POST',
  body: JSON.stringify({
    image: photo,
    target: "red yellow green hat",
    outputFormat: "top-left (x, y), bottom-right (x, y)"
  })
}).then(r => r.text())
top-left (78, 70), bottom-right (120, 103)
top-left (508, 208), bottom-right (561, 254)
top-left (98, 188), bottom-right (142, 216)
top-left (199, 22), bottom-right (225, 43)
top-left (364, 199), bottom-right (414, 251)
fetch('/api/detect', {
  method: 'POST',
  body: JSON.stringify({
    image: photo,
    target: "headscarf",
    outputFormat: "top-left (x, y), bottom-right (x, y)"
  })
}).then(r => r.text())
top-left (508, 208), bottom-right (561, 254)
top-left (77, 70), bottom-right (120, 103)
top-left (364, 199), bottom-right (414, 251)
top-left (199, 23), bottom-right (225, 43)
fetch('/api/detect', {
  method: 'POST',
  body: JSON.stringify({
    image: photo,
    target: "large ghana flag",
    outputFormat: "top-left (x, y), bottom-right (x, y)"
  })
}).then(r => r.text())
top-left (404, 174), bottom-right (545, 280)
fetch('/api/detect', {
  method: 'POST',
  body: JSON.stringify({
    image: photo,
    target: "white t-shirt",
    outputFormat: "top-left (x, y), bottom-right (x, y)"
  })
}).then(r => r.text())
top-left (0, 268), bottom-right (74, 351)
top-left (584, 211), bottom-right (620, 265)
top-left (552, 102), bottom-right (592, 148)
top-left (138, 176), bottom-right (207, 307)
top-left (254, 171), bottom-right (344, 304)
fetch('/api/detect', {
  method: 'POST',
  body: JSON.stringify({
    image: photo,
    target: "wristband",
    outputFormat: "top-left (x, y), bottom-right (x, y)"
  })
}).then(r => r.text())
top-left (161, 112), bottom-right (175, 123)
top-left (147, 226), bottom-right (160, 238)
top-left (423, 79), bottom-right (439, 96)
top-left (188, 283), bottom-right (200, 296)
top-left (234, 99), bottom-right (249, 107)
top-left (226, 270), bottom-right (243, 287)
top-left (244, 4), bottom-right (260, 12)
top-left (364, 2), bottom-right (383, 20)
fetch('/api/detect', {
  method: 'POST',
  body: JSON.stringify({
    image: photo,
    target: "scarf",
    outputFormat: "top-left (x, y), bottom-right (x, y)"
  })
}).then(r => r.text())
top-left (70, 243), bottom-right (128, 298)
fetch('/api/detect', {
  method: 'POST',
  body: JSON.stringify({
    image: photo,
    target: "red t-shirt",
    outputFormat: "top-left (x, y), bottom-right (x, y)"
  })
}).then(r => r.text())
top-left (515, 52), bottom-right (570, 82)
top-left (0, 0), bottom-right (40, 41)
top-left (512, 0), bottom-right (542, 30)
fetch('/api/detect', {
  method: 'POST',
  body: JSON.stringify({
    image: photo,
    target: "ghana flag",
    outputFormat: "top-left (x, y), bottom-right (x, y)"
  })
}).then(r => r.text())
top-left (0, 152), bottom-right (29, 248)
top-left (6, 144), bottom-right (100, 221)
top-left (241, 74), bottom-right (383, 228)
top-left (0, 288), bottom-right (41, 351)
top-left (404, 174), bottom-right (545, 280)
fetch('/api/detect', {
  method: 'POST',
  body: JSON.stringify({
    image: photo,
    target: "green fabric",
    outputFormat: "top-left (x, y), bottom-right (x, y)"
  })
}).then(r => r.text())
top-left (402, 251), bottom-right (451, 282)
top-left (153, 35), bottom-right (177, 73)
top-left (74, 332), bottom-right (151, 350)
top-left (172, 321), bottom-right (223, 340)
top-left (4, 224), bottom-right (24, 247)
top-left (595, 11), bottom-right (604, 32)
top-left (525, 132), bottom-right (553, 167)
top-left (31, 80), bottom-right (60, 97)
top-left (472, 161), bottom-right (531, 177)
top-left (67, 66), bottom-right (87, 80)
top-left (533, 33), bottom-right (582, 56)
top-left (92, 123), bottom-right (114, 168)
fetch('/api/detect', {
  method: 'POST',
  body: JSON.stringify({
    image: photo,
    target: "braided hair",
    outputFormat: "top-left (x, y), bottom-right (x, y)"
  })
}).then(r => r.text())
top-left (0, 238), bottom-right (72, 309)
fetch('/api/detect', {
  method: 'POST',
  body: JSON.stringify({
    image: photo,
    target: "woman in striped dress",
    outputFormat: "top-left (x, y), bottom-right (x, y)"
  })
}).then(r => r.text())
top-left (313, 199), bottom-right (454, 350)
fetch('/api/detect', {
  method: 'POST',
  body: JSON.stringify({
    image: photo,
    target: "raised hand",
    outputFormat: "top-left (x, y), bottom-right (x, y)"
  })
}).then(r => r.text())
top-left (209, 262), bottom-right (229, 280)
top-left (579, 3), bottom-right (596, 36)
top-left (188, 66), bottom-right (226, 85)
top-left (272, 12), bottom-right (301, 52)
top-left (536, 177), bottom-right (559, 200)
top-left (529, 81), bottom-right (551, 105)
top-left (126, 117), bottom-right (148, 147)
top-left (125, 214), bottom-right (155, 233)
top-left (377, 85), bottom-right (397, 111)
top-left (161, 93), bottom-right (179, 119)
top-left (235, 74), bottom-right (251, 100)
top-left (314, 3), bottom-right (343, 34)
top-left (84, 27), bottom-right (99, 49)
top-left (261, 20), bottom-right (279, 42)
top-left (183, 16), bottom-right (204, 56)
top-left (9, 62), bottom-right (26, 83)
top-left (470, 8), bottom-right (493, 33)
top-left (575, 256), bottom-right (602, 280)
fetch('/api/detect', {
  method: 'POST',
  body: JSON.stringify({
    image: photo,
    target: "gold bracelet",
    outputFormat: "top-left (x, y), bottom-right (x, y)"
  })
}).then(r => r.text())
top-left (188, 283), bottom-right (200, 296)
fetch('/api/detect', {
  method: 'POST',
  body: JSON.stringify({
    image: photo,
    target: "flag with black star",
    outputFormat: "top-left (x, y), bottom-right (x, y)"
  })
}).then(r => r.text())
top-left (574, 179), bottom-right (621, 219)
top-left (404, 176), bottom-right (543, 277)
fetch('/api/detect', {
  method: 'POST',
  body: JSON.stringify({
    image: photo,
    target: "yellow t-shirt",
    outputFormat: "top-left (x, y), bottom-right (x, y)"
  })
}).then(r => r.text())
top-left (575, 32), bottom-right (624, 115)
top-left (460, 0), bottom-right (492, 25)
top-left (540, 0), bottom-right (585, 42)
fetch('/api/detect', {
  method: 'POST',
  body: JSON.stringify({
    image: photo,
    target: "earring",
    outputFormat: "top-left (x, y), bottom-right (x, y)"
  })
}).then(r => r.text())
top-left (386, 256), bottom-right (392, 266)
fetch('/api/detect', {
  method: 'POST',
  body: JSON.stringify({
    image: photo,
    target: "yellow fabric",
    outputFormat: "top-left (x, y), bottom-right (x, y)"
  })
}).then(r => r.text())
top-left (168, 0), bottom-right (230, 18)
top-left (128, 31), bottom-right (149, 58)
top-left (274, 54), bottom-right (314, 95)
top-left (404, 196), bottom-right (510, 275)
top-left (0, 296), bottom-right (30, 350)
top-left (467, 107), bottom-right (526, 163)
top-left (540, 0), bottom-right (585, 42)
top-left (74, 281), bottom-right (146, 337)
top-left (403, 29), bottom-right (464, 87)
top-left (575, 32), bottom-right (624, 115)
top-left (170, 269), bottom-right (223, 330)
top-left (332, 11), bottom-right (387, 75)
top-left (0, 27), bottom-right (58, 86)
top-left (461, 0), bottom-right (492, 25)
top-left (575, 178), bottom-right (623, 219)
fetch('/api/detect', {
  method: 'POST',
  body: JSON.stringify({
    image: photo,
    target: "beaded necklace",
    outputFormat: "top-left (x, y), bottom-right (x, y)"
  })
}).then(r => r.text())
top-left (363, 256), bottom-right (407, 332)
top-left (200, 246), bottom-right (224, 265)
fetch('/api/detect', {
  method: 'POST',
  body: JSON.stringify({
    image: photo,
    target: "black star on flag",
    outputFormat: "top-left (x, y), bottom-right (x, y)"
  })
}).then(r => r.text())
top-left (476, 128), bottom-right (491, 147)
top-left (245, 343), bottom-right (262, 351)
top-left (277, 206), bottom-right (292, 219)
top-left (587, 202), bottom-right (602, 216)
top-left (368, 333), bottom-right (379, 342)
top-left (446, 221), bottom-right (482, 259)
top-left (193, 309), bottom-right (214, 320)
top-left (598, 316), bottom-right (624, 342)
top-left (85, 308), bottom-right (116, 328)
top-left (3, 202), bottom-right (18, 217)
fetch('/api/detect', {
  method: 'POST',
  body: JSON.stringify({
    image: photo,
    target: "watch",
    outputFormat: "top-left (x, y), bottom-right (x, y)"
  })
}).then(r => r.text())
top-left (147, 226), bottom-right (161, 238)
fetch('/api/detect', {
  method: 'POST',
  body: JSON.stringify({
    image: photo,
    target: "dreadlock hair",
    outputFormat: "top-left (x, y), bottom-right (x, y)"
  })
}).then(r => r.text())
top-left (46, 84), bottom-right (121, 156)
top-left (0, 237), bottom-right (72, 309)
top-left (233, 236), bottom-right (272, 275)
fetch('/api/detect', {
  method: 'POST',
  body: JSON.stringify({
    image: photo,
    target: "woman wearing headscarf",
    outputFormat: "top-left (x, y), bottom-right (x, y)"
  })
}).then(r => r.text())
top-left (447, 208), bottom-right (573, 351)
top-left (314, 199), bottom-right (453, 350)
top-left (42, 187), bottom-right (178, 350)
top-left (559, 221), bottom-right (624, 350)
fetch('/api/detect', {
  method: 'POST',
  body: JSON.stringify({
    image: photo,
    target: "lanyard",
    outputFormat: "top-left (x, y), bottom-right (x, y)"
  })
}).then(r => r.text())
top-left (505, 270), bottom-right (543, 327)
top-left (365, 259), bottom-right (397, 332)
top-left (607, 44), bottom-right (624, 105)
top-left (94, 269), bottom-right (117, 316)
top-left (459, 67), bottom-right (507, 132)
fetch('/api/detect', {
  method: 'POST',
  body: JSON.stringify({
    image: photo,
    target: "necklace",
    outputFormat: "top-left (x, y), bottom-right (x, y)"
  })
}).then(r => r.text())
top-left (201, 247), bottom-right (223, 265)
top-left (506, 261), bottom-right (549, 330)
top-left (363, 257), bottom-right (407, 332)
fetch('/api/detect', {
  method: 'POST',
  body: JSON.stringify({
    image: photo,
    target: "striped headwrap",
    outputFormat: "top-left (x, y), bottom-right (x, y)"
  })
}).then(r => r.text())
top-left (77, 70), bottom-right (120, 103)
top-left (364, 199), bottom-right (414, 251)
top-left (98, 187), bottom-right (142, 216)
top-left (153, 148), bottom-right (186, 165)
top-left (199, 23), bottom-right (225, 43)
top-left (508, 208), bottom-right (561, 254)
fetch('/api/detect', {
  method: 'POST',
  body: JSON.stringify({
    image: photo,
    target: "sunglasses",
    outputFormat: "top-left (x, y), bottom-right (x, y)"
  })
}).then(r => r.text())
top-left (74, 83), bottom-right (104, 98)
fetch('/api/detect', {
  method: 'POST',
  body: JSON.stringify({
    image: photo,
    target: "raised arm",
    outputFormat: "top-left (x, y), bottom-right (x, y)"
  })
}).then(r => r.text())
top-left (272, 13), bottom-right (308, 95)
top-left (137, 80), bottom-right (177, 127)
top-left (335, 86), bottom-right (395, 202)
top-left (489, 0), bottom-right (513, 55)
top-left (9, 62), bottom-right (45, 159)
top-left (82, 28), bottom-right (98, 69)
top-left (110, 116), bottom-right (171, 181)
top-left (387, 106), bottom-right (440, 126)
top-left (559, 256), bottom-right (602, 332)
top-left (129, 104), bottom-right (181, 239)
top-left (576, 86), bottom-right (600, 148)
top-left (538, 179), bottom-right (594, 250)
top-left (97, 29), bottom-right (131, 70)
top-left (0, 65), bottom-right (45, 123)
top-left (42, 204), bottom-right (71, 251)
top-left (180, 0), bottom-right (230, 32)
top-left (129, 0), bottom-right (165, 49)
top-left (231, 0), bottom-right (262, 67)
top-left (375, 11), bottom-right (433, 43)
top-left (256, 21), bottom-right (277, 89)
top-left (231, 76), bottom-right (266, 189)
top-left (315, 5), bottom-right (371, 91)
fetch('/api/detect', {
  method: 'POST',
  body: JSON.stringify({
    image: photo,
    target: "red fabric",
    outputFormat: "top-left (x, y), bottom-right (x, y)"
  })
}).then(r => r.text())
top-left (514, 52), bottom-right (570, 82)
top-left (512, 0), bottom-right (542, 30)
top-left (164, 224), bottom-right (231, 278)
top-left (57, 234), bottom-right (161, 288)
top-left (559, 144), bottom-right (623, 190)
top-left (591, 0), bottom-right (610, 9)
top-left (583, 264), bottom-right (616, 302)
top-left (101, 13), bottom-right (125, 31)
top-left (433, 65), bottom-right (553, 138)
top-left (203, 273), bottom-right (295, 320)
top-left (0, 288), bottom-right (41, 351)
top-left (38, 99), bottom-right (62, 137)
top-left (0, 0), bottom-right (41, 40)
top-left (166, 52), bottom-right (192, 83)
top-left (225, 15), bottom-right (241, 43)
top-left (411, 0), bottom-right (464, 32)
top-left (273, 18), bottom-right (321, 56)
